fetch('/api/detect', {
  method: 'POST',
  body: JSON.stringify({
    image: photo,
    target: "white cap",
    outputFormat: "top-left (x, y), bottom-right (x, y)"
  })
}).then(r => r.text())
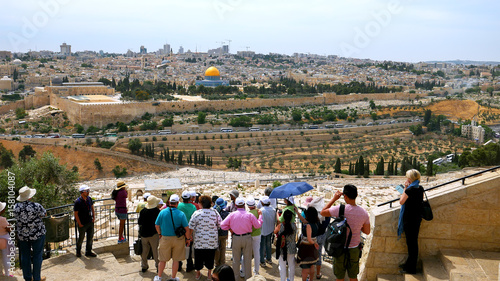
top-left (169, 194), bottom-right (180, 203)
top-left (286, 196), bottom-right (295, 204)
top-left (143, 192), bottom-right (151, 200)
top-left (182, 191), bottom-right (191, 199)
top-left (158, 199), bottom-right (164, 205)
top-left (246, 197), bottom-right (256, 207)
top-left (189, 191), bottom-right (197, 197)
top-left (79, 185), bottom-right (90, 192)
top-left (235, 197), bottom-right (245, 206)
top-left (260, 196), bottom-right (270, 205)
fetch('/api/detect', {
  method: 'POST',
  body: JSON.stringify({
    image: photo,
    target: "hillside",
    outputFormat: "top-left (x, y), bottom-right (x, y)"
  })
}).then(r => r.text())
top-left (0, 140), bottom-right (171, 180)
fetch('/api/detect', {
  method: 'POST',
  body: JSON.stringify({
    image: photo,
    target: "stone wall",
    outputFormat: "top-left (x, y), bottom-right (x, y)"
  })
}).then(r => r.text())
top-left (359, 173), bottom-right (500, 280)
top-left (56, 92), bottom-right (423, 127)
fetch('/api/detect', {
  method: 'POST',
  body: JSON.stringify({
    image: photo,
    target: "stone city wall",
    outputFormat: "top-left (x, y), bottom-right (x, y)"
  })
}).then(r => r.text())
top-left (59, 92), bottom-right (423, 127)
top-left (46, 85), bottom-right (115, 96)
top-left (359, 173), bottom-right (500, 280)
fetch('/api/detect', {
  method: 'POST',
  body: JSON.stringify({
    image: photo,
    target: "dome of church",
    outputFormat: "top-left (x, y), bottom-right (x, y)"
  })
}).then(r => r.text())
top-left (12, 59), bottom-right (22, 65)
top-left (205, 66), bottom-right (220, 77)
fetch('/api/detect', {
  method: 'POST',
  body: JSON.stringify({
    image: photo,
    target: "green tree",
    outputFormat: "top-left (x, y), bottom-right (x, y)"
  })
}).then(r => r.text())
top-left (18, 145), bottom-right (36, 162)
top-left (112, 166), bottom-right (127, 178)
top-left (0, 152), bottom-right (79, 209)
top-left (75, 124), bottom-right (84, 134)
top-left (197, 112), bottom-right (207, 124)
top-left (426, 158), bottom-right (433, 176)
top-left (15, 108), bottom-right (27, 119)
top-left (409, 124), bottom-right (423, 136)
top-left (291, 109), bottom-right (302, 122)
top-left (162, 116), bottom-right (174, 127)
top-left (423, 109), bottom-right (432, 126)
top-left (376, 157), bottom-right (385, 175)
top-left (128, 138), bottom-right (142, 154)
top-left (369, 100), bottom-right (376, 109)
top-left (334, 157), bottom-right (342, 173)
top-left (94, 158), bottom-right (103, 172)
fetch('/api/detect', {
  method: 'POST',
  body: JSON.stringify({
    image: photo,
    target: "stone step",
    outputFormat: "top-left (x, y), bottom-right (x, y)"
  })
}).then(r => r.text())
top-left (378, 274), bottom-right (405, 281)
top-left (438, 249), bottom-right (500, 281)
top-left (466, 250), bottom-right (500, 281)
top-left (422, 256), bottom-right (448, 281)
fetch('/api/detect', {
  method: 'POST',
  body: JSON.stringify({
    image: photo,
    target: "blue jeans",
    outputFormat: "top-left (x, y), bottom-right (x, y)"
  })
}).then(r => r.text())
top-left (19, 235), bottom-right (45, 281)
top-left (260, 233), bottom-right (272, 263)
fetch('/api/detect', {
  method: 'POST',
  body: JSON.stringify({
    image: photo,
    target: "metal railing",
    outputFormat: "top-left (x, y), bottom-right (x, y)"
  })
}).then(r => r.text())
top-left (8, 197), bottom-right (138, 255)
top-left (377, 165), bottom-right (500, 208)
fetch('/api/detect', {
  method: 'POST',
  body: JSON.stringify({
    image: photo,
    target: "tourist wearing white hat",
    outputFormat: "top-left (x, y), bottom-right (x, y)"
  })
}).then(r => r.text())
top-left (74, 185), bottom-right (97, 257)
top-left (136, 192), bottom-right (151, 213)
top-left (138, 195), bottom-right (161, 273)
top-left (245, 196), bottom-right (262, 275)
top-left (0, 201), bottom-right (14, 277)
top-left (13, 186), bottom-right (47, 281)
top-left (177, 190), bottom-right (197, 272)
top-left (220, 197), bottom-right (263, 281)
top-left (259, 196), bottom-right (276, 267)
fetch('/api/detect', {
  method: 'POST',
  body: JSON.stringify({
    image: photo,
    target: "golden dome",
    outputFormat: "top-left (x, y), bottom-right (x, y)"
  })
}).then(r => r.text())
top-left (205, 66), bottom-right (220, 77)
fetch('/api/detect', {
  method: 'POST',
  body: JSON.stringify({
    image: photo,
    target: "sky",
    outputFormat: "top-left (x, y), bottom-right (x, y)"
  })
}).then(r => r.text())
top-left (1, 0), bottom-right (499, 62)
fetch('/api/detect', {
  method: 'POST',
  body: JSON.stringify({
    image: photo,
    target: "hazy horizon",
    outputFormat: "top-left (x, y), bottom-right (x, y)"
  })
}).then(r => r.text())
top-left (2, 0), bottom-right (499, 63)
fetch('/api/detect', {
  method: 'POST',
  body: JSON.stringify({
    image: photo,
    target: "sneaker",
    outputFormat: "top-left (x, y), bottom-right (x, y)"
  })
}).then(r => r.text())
top-left (266, 259), bottom-right (273, 265)
top-left (118, 238), bottom-right (127, 244)
top-left (153, 276), bottom-right (162, 281)
top-left (260, 262), bottom-right (266, 267)
top-left (76, 251), bottom-right (81, 257)
top-left (141, 268), bottom-right (148, 273)
top-left (85, 252), bottom-right (97, 257)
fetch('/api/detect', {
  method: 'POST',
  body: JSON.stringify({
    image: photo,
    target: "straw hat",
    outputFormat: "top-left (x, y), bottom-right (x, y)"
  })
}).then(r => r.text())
top-left (17, 186), bottom-right (36, 202)
top-left (145, 195), bottom-right (160, 209)
top-left (115, 181), bottom-right (127, 190)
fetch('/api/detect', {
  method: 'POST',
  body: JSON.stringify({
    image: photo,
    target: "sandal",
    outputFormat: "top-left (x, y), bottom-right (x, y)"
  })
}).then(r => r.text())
top-left (195, 272), bottom-right (202, 280)
top-left (316, 274), bottom-right (322, 279)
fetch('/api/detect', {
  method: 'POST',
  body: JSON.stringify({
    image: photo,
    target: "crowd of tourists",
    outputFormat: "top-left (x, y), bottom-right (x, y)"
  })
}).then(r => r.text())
top-left (0, 169), bottom-right (427, 281)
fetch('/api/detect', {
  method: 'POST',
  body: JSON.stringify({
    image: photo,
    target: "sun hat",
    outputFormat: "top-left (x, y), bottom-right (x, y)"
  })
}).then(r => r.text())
top-left (169, 194), bottom-right (180, 203)
top-left (304, 196), bottom-right (313, 206)
top-left (146, 195), bottom-right (160, 209)
top-left (235, 197), bottom-right (245, 206)
top-left (0, 202), bottom-right (6, 213)
top-left (115, 181), bottom-right (127, 190)
top-left (229, 190), bottom-right (240, 199)
top-left (79, 185), bottom-right (90, 192)
top-left (182, 191), bottom-right (191, 199)
top-left (17, 186), bottom-right (36, 202)
top-left (215, 198), bottom-right (226, 208)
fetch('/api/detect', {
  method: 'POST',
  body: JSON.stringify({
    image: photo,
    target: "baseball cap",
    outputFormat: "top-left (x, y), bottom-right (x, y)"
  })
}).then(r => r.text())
top-left (143, 192), bottom-right (151, 200)
top-left (79, 185), bottom-right (90, 192)
top-left (189, 191), bottom-right (197, 197)
top-left (235, 197), bottom-right (245, 206)
top-left (260, 196), bottom-right (270, 205)
top-left (169, 194), bottom-right (180, 203)
top-left (286, 196), bottom-right (295, 204)
top-left (182, 191), bottom-right (191, 199)
top-left (246, 197), bottom-right (256, 207)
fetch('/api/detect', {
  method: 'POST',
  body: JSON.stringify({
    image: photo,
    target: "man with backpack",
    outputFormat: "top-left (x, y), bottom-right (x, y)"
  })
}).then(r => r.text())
top-left (320, 184), bottom-right (370, 281)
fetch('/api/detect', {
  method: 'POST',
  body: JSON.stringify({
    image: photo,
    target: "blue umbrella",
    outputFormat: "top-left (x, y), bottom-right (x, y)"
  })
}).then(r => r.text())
top-left (269, 182), bottom-right (314, 199)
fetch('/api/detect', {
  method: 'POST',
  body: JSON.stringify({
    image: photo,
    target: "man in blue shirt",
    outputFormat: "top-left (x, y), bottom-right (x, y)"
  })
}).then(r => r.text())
top-left (259, 196), bottom-right (276, 266)
top-left (154, 194), bottom-right (192, 281)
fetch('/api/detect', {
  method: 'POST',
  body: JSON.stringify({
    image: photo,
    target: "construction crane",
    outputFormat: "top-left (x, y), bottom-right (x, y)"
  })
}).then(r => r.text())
top-left (225, 39), bottom-right (232, 54)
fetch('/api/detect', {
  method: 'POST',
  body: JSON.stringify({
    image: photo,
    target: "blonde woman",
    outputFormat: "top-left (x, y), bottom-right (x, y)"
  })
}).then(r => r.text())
top-left (398, 169), bottom-right (424, 274)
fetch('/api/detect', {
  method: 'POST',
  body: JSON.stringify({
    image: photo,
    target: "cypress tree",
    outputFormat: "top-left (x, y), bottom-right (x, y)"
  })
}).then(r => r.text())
top-left (194, 150), bottom-right (198, 165)
top-left (166, 148), bottom-right (170, 162)
top-left (358, 156), bottom-right (365, 176)
top-left (364, 159), bottom-right (370, 178)
top-left (394, 161), bottom-right (398, 175)
top-left (334, 157), bottom-right (341, 173)
top-left (426, 158), bottom-right (433, 176)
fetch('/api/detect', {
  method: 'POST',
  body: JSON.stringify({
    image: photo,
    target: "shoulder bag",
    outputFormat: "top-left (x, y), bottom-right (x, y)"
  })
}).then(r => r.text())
top-left (422, 190), bottom-right (433, 221)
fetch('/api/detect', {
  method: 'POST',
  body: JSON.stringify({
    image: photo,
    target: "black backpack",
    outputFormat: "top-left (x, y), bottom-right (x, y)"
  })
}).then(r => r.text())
top-left (324, 204), bottom-right (352, 257)
top-left (111, 189), bottom-right (119, 200)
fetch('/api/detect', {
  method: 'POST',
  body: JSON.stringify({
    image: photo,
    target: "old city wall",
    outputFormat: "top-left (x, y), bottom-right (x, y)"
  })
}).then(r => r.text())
top-left (46, 86), bottom-right (115, 96)
top-left (359, 174), bottom-right (500, 280)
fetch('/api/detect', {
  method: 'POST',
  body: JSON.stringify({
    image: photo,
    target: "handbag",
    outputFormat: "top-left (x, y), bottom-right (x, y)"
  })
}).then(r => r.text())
top-left (422, 191), bottom-right (433, 221)
top-left (133, 238), bottom-right (143, 255)
top-left (170, 208), bottom-right (186, 238)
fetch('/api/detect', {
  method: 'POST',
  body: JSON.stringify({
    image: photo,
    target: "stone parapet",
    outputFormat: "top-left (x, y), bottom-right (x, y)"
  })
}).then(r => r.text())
top-left (360, 171), bottom-right (500, 281)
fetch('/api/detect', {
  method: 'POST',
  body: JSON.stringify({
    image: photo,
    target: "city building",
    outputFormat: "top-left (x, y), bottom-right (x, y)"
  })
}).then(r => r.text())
top-left (60, 43), bottom-right (71, 56)
top-left (0, 76), bottom-right (13, 91)
top-left (195, 66), bottom-right (229, 87)
top-left (0, 51), bottom-right (12, 60)
top-left (163, 44), bottom-right (171, 55)
top-left (140, 46), bottom-right (147, 54)
top-left (462, 120), bottom-right (485, 143)
top-left (178, 46), bottom-right (184, 54)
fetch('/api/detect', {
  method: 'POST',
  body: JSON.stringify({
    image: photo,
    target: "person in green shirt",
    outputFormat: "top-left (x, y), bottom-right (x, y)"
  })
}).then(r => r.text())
top-left (246, 197), bottom-right (262, 275)
top-left (278, 196), bottom-right (296, 223)
top-left (177, 191), bottom-right (197, 272)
